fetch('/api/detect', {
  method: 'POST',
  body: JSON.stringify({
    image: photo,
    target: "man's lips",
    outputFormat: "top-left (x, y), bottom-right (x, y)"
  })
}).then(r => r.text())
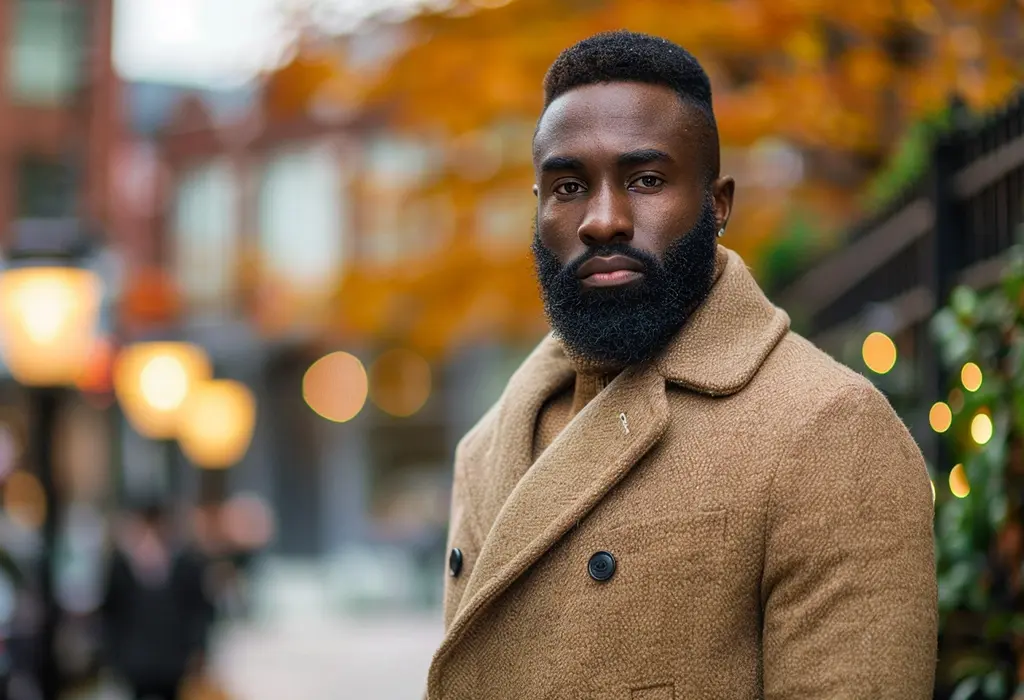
top-left (576, 255), bottom-right (646, 287)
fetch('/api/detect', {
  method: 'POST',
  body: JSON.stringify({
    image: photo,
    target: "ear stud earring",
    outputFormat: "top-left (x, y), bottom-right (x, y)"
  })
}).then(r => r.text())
top-left (717, 227), bottom-right (725, 238)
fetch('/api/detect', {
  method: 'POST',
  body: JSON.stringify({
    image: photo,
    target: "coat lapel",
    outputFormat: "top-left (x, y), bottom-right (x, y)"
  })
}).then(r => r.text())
top-left (431, 362), bottom-right (669, 685)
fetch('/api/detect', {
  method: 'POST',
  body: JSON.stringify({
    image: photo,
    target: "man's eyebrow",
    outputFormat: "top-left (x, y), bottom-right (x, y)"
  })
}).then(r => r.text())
top-left (540, 155), bottom-right (585, 173)
top-left (617, 148), bottom-right (674, 167)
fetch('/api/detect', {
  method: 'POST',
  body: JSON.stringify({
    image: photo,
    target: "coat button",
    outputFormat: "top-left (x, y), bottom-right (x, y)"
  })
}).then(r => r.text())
top-left (449, 548), bottom-right (464, 577)
top-left (587, 551), bottom-right (616, 582)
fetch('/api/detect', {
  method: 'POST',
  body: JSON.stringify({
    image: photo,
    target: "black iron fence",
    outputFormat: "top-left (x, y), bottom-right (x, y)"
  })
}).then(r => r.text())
top-left (774, 92), bottom-right (1024, 465)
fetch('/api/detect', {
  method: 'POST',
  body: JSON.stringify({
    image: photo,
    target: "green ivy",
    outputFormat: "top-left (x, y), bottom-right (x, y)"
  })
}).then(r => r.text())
top-left (930, 238), bottom-right (1024, 699)
top-left (863, 107), bottom-right (957, 213)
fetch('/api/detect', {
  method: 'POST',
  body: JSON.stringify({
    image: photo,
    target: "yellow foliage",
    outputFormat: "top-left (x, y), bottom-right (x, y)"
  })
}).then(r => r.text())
top-left (271, 0), bottom-right (1024, 355)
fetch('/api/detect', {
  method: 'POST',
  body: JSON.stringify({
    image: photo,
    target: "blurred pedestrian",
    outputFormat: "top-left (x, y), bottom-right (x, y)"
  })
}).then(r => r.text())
top-left (100, 502), bottom-right (214, 700)
top-left (429, 30), bottom-right (937, 699)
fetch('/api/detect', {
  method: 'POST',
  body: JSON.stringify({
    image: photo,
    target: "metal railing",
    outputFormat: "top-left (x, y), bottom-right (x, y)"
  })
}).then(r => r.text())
top-left (774, 92), bottom-right (1024, 463)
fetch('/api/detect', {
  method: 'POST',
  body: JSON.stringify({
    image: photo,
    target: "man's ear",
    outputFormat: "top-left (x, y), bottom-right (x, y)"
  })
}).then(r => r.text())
top-left (712, 176), bottom-right (735, 232)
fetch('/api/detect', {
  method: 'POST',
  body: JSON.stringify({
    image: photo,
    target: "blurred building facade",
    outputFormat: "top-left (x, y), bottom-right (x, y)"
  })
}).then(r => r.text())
top-left (115, 36), bottom-right (541, 607)
top-left (0, 0), bottom-right (121, 514)
top-left (0, 0), bottom-right (124, 687)
top-left (0, 0), bottom-right (118, 235)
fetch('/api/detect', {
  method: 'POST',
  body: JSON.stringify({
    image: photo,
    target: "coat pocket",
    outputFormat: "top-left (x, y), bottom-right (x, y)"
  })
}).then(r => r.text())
top-left (599, 509), bottom-right (727, 581)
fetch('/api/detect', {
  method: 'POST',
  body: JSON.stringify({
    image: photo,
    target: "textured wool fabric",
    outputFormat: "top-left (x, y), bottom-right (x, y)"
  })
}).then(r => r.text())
top-left (428, 246), bottom-right (938, 699)
top-left (533, 371), bottom-right (611, 461)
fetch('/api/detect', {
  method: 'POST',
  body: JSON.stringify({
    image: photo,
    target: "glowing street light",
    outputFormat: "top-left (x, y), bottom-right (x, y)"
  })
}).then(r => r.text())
top-left (178, 379), bottom-right (257, 470)
top-left (0, 267), bottom-right (102, 386)
top-left (113, 342), bottom-right (211, 440)
top-left (0, 219), bottom-right (104, 700)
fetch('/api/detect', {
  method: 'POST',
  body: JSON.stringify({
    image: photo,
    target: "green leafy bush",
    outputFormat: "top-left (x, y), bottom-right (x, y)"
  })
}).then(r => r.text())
top-left (930, 244), bottom-right (1024, 699)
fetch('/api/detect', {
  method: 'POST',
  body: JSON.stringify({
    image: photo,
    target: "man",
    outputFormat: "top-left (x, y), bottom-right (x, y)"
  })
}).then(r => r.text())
top-left (101, 503), bottom-right (215, 700)
top-left (428, 30), bottom-right (937, 699)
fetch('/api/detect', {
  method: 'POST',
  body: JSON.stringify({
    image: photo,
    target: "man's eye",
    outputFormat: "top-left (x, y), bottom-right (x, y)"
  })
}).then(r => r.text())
top-left (554, 182), bottom-right (583, 195)
top-left (633, 175), bottom-right (663, 189)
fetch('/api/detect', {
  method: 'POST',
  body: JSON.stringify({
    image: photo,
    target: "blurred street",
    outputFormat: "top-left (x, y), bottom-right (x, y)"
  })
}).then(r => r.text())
top-left (73, 562), bottom-right (443, 700)
top-left (212, 612), bottom-right (441, 700)
top-left (79, 614), bottom-right (441, 700)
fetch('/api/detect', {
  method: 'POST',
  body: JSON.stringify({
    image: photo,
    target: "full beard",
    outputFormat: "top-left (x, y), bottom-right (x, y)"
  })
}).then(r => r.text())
top-left (532, 196), bottom-right (719, 368)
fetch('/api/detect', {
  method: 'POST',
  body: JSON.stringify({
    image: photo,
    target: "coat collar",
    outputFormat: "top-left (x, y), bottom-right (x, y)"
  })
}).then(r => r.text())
top-left (428, 246), bottom-right (790, 694)
top-left (654, 245), bottom-right (791, 396)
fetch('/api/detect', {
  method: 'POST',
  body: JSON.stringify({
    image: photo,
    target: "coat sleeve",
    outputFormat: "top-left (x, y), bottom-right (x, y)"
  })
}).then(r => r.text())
top-left (761, 381), bottom-right (937, 698)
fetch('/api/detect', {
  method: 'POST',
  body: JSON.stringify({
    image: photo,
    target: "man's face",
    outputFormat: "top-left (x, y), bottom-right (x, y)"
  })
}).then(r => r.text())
top-left (532, 81), bottom-right (734, 366)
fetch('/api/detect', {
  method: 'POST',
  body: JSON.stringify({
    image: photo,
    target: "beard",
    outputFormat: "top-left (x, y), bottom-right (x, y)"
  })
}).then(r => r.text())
top-left (532, 195), bottom-right (719, 368)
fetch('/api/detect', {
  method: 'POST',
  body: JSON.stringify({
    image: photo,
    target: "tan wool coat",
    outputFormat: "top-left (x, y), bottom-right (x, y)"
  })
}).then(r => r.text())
top-left (429, 246), bottom-right (938, 699)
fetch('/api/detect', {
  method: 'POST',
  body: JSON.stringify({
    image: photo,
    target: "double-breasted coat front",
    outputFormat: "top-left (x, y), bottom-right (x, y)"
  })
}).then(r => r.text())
top-left (428, 247), bottom-right (937, 699)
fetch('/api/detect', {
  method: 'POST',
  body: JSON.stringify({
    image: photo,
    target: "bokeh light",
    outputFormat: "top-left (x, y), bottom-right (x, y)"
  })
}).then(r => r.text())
top-left (370, 349), bottom-right (432, 417)
top-left (114, 342), bottom-right (212, 439)
top-left (960, 362), bottom-right (983, 392)
top-left (304, 352), bottom-right (368, 422)
top-left (929, 402), bottom-right (953, 433)
top-left (178, 379), bottom-right (257, 469)
top-left (140, 355), bottom-right (190, 411)
top-left (3, 470), bottom-right (46, 529)
top-left (861, 331), bottom-right (897, 374)
top-left (0, 268), bottom-right (102, 386)
top-left (949, 464), bottom-right (970, 499)
top-left (970, 412), bottom-right (993, 445)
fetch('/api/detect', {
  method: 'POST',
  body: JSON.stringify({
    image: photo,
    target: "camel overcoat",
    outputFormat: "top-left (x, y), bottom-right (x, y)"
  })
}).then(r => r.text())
top-left (429, 247), bottom-right (938, 699)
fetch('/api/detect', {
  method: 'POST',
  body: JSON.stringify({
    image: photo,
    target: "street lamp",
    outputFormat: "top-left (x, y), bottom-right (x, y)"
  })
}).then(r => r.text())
top-left (0, 219), bottom-right (103, 700)
top-left (177, 379), bottom-right (256, 504)
top-left (113, 342), bottom-right (211, 439)
top-left (0, 268), bottom-right (102, 386)
top-left (178, 379), bottom-right (256, 469)
top-left (112, 341), bottom-right (211, 500)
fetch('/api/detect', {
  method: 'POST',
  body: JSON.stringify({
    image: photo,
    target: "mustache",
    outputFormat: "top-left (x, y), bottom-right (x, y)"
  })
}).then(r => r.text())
top-left (552, 242), bottom-right (662, 278)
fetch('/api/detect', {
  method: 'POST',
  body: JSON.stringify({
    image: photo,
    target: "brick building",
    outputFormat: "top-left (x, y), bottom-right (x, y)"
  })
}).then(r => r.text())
top-left (0, 0), bottom-right (119, 241)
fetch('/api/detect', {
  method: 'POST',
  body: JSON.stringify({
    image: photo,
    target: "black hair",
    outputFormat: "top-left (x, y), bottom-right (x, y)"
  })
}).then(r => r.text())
top-left (541, 30), bottom-right (720, 179)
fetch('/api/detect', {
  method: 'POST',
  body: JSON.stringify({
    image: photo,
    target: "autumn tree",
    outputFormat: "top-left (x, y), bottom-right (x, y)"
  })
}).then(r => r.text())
top-left (276, 0), bottom-right (1024, 357)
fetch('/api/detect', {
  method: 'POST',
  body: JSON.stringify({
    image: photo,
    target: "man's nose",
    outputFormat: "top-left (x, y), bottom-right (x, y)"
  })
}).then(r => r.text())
top-left (577, 184), bottom-right (633, 246)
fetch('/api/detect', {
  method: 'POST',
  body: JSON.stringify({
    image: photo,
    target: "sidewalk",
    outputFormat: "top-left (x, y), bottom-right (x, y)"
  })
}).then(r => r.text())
top-left (212, 611), bottom-right (443, 700)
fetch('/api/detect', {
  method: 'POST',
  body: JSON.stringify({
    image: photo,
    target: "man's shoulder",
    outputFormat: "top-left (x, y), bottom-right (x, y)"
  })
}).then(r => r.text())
top-left (753, 331), bottom-right (922, 473)
top-left (752, 329), bottom-right (887, 417)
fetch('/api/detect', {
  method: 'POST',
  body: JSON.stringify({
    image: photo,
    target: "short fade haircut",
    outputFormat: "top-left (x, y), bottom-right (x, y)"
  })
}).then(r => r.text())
top-left (541, 30), bottom-right (720, 180)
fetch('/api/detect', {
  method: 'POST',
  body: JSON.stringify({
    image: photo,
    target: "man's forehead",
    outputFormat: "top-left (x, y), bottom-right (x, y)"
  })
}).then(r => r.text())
top-left (534, 82), bottom-right (690, 159)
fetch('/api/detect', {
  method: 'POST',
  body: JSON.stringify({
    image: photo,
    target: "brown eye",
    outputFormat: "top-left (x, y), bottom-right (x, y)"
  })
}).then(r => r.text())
top-left (555, 181), bottom-right (583, 195)
top-left (634, 175), bottom-right (663, 189)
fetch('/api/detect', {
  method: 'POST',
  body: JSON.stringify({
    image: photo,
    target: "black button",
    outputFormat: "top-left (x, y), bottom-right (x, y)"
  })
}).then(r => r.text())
top-left (587, 551), bottom-right (616, 582)
top-left (449, 548), bottom-right (464, 577)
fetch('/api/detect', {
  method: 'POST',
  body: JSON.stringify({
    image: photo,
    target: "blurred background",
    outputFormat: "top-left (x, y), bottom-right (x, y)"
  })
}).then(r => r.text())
top-left (0, 0), bottom-right (1021, 698)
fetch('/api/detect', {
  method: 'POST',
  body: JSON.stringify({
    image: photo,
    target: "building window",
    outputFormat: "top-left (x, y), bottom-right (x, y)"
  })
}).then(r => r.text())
top-left (8, 0), bottom-right (84, 105)
top-left (258, 143), bottom-right (345, 292)
top-left (173, 159), bottom-right (238, 315)
top-left (17, 156), bottom-right (75, 217)
top-left (360, 137), bottom-right (437, 264)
